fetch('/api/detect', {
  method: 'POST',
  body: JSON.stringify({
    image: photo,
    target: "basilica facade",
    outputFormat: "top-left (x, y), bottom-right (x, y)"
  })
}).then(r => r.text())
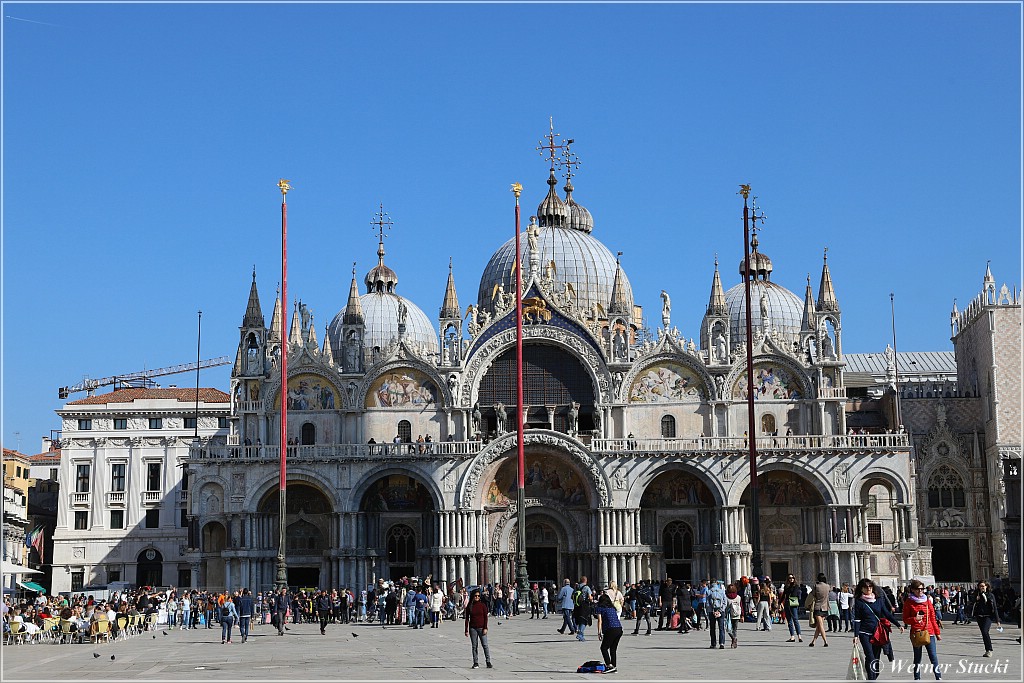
top-left (185, 157), bottom-right (927, 594)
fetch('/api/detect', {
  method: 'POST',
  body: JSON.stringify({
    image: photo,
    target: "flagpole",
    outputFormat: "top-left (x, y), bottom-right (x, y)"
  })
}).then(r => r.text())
top-left (276, 179), bottom-right (291, 592)
top-left (512, 182), bottom-right (529, 607)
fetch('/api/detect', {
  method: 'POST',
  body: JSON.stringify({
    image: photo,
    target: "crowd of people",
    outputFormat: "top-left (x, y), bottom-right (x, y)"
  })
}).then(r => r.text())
top-left (4, 573), bottom-right (1018, 678)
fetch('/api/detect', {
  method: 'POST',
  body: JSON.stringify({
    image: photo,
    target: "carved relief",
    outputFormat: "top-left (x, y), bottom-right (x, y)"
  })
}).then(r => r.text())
top-left (231, 472), bottom-right (246, 498)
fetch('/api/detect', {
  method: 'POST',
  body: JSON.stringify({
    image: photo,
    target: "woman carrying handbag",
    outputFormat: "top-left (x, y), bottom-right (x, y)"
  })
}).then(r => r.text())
top-left (852, 578), bottom-right (904, 680)
top-left (902, 580), bottom-right (942, 680)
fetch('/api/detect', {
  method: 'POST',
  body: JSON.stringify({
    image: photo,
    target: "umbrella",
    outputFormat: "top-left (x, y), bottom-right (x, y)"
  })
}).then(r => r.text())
top-left (1, 561), bottom-right (42, 575)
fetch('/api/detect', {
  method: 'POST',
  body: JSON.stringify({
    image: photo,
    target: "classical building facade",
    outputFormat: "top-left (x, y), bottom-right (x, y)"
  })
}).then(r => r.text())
top-left (2, 449), bottom-right (33, 591)
top-left (185, 154), bottom-right (928, 594)
top-left (50, 389), bottom-right (229, 593)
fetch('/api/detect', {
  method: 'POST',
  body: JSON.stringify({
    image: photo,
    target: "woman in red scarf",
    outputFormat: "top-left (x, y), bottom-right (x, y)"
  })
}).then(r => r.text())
top-left (902, 580), bottom-right (942, 681)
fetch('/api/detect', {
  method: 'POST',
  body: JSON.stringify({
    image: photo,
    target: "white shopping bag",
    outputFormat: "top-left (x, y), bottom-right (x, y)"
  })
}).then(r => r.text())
top-left (847, 639), bottom-right (868, 680)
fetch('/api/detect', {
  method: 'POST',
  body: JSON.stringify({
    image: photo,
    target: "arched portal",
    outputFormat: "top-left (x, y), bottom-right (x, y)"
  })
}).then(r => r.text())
top-left (136, 548), bottom-right (163, 588)
top-left (259, 482), bottom-right (334, 588)
top-left (478, 344), bottom-right (596, 434)
top-left (740, 470), bottom-right (825, 581)
top-left (639, 469), bottom-right (714, 580)
top-left (359, 473), bottom-right (435, 581)
top-left (201, 521), bottom-right (226, 590)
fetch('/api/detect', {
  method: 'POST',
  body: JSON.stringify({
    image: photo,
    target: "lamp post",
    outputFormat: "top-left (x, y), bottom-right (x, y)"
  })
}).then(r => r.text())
top-left (739, 184), bottom-right (764, 579)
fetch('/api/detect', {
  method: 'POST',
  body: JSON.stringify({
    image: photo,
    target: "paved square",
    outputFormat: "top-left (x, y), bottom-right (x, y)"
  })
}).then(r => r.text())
top-left (3, 616), bottom-right (1020, 681)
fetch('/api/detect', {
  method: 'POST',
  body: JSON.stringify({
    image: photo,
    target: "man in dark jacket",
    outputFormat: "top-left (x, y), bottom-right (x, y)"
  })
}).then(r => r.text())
top-left (236, 588), bottom-right (254, 643)
top-left (316, 590), bottom-right (332, 635)
top-left (676, 583), bottom-right (694, 633)
top-left (274, 588), bottom-right (290, 636)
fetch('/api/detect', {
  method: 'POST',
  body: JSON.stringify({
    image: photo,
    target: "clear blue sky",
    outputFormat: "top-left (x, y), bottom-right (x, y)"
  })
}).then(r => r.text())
top-left (2, 2), bottom-right (1020, 452)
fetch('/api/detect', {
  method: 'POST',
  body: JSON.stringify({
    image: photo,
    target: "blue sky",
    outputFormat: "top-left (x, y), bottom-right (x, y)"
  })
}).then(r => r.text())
top-left (2, 2), bottom-right (1021, 451)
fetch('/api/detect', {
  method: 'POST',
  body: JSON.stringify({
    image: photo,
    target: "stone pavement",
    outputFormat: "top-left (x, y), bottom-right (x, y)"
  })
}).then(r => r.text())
top-left (3, 615), bottom-right (1020, 681)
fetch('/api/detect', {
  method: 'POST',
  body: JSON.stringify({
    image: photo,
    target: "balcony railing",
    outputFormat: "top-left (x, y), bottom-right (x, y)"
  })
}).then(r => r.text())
top-left (178, 489), bottom-right (189, 505)
top-left (817, 387), bottom-right (847, 399)
top-left (236, 401), bottom-right (262, 412)
top-left (188, 433), bottom-right (909, 461)
top-left (592, 433), bottom-right (909, 453)
top-left (141, 490), bottom-right (161, 504)
top-left (106, 491), bottom-right (126, 506)
top-left (71, 492), bottom-right (90, 507)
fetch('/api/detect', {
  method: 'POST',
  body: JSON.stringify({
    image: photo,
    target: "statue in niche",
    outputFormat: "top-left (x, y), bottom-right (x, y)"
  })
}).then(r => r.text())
top-left (660, 290), bottom-right (671, 329)
top-left (613, 372), bottom-right (624, 398)
top-left (713, 330), bottom-right (728, 363)
top-left (821, 332), bottom-right (835, 359)
top-left (593, 408), bottom-right (602, 436)
top-left (613, 330), bottom-right (627, 359)
top-left (527, 218), bottom-right (540, 256)
top-left (495, 402), bottom-right (506, 433)
top-left (760, 292), bottom-right (771, 330)
top-left (472, 403), bottom-right (482, 434)
top-left (567, 401), bottom-right (580, 435)
top-left (397, 300), bottom-right (408, 326)
top-left (612, 465), bottom-right (627, 490)
top-left (447, 374), bottom-right (458, 400)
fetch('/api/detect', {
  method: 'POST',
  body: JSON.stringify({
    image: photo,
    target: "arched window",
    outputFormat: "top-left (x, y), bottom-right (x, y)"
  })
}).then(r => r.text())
top-left (300, 422), bottom-right (316, 445)
top-left (387, 524), bottom-right (416, 564)
top-left (397, 420), bottom-right (412, 443)
top-left (663, 520), bottom-right (693, 560)
top-left (927, 464), bottom-right (966, 508)
top-left (286, 519), bottom-right (324, 551)
top-left (761, 413), bottom-right (776, 435)
top-left (661, 415), bottom-right (676, 438)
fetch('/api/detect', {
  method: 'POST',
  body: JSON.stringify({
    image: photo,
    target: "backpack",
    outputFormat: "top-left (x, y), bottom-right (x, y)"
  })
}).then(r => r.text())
top-left (572, 589), bottom-right (584, 607)
top-left (221, 605), bottom-right (231, 619)
top-left (577, 660), bottom-right (606, 673)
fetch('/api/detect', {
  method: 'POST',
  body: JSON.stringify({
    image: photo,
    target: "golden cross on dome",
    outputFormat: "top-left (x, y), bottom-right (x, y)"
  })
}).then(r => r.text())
top-left (536, 117), bottom-right (568, 170)
top-left (751, 195), bottom-right (767, 238)
top-left (371, 203), bottom-right (393, 245)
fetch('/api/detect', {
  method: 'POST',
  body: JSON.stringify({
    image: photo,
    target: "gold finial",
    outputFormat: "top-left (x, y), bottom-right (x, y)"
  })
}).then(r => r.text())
top-left (738, 184), bottom-right (751, 199)
top-left (278, 178), bottom-right (292, 199)
top-left (511, 182), bottom-right (522, 200)
top-left (823, 246), bottom-right (829, 262)
top-left (562, 138), bottom-right (580, 187)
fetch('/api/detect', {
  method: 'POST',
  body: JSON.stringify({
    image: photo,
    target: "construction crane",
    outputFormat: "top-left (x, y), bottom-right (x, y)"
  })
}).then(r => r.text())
top-left (58, 357), bottom-right (231, 399)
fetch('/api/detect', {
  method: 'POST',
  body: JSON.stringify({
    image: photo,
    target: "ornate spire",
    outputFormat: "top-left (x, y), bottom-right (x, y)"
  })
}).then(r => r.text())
top-left (321, 325), bottom-right (335, 365)
top-left (535, 118), bottom-right (568, 228)
top-left (232, 345), bottom-right (244, 375)
top-left (706, 255), bottom-right (727, 315)
top-left (288, 301), bottom-right (302, 345)
top-left (365, 204), bottom-right (399, 293)
top-left (801, 274), bottom-right (816, 331)
top-left (343, 263), bottom-right (365, 325)
top-left (608, 252), bottom-right (631, 316)
top-left (440, 258), bottom-right (461, 319)
top-left (242, 268), bottom-right (265, 328)
top-left (816, 247), bottom-right (840, 312)
top-left (307, 316), bottom-right (319, 350)
top-left (269, 283), bottom-right (283, 341)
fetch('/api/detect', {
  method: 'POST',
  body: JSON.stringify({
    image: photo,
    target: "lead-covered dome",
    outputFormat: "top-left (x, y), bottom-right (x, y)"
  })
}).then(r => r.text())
top-left (328, 245), bottom-right (438, 357)
top-left (477, 225), bottom-right (629, 317)
top-left (725, 279), bottom-right (804, 345)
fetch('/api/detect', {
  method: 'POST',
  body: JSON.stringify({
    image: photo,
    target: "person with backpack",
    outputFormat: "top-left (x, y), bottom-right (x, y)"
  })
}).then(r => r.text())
top-left (219, 595), bottom-right (239, 644)
top-left (595, 593), bottom-right (623, 674)
top-left (573, 583), bottom-right (594, 642)
top-left (630, 580), bottom-right (653, 636)
top-left (707, 580), bottom-right (729, 649)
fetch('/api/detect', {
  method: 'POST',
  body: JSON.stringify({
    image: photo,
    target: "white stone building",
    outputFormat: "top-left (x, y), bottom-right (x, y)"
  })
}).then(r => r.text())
top-left (184, 152), bottom-right (926, 593)
top-left (50, 389), bottom-right (229, 593)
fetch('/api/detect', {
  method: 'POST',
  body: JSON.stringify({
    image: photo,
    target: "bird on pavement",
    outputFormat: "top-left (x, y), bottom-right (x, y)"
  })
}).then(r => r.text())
top-left (93, 653), bottom-right (101, 658)
top-left (351, 633), bottom-right (359, 638)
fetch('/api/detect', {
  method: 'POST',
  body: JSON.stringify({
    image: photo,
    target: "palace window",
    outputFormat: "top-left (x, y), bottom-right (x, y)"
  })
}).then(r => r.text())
top-left (74, 511), bottom-right (89, 530)
top-left (663, 520), bottom-right (694, 560)
top-left (184, 417), bottom-right (197, 429)
top-left (110, 510), bottom-right (124, 529)
top-left (113, 419), bottom-right (128, 430)
top-left (146, 463), bottom-right (161, 492)
top-left (149, 418), bottom-right (163, 430)
top-left (397, 420), bottom-right (412, 443)
top-left (111, 464), bottom-right (126, 492)
top-left (867, 523), bottom-right (883, 545)
top-left (145, 509), bottom-right (159, 529)
top-left (927, 464), bottom-right (966, 508)
top-left (661, 415), bottom-right (676, 438)
top-left (75, 464), bottom-right (91, 493)
top-left (78, 419), bottom-right (92, 430)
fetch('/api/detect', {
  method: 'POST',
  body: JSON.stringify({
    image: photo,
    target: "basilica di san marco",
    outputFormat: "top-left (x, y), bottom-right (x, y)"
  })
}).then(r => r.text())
top-left (186, 144), bottom-right (923, 595)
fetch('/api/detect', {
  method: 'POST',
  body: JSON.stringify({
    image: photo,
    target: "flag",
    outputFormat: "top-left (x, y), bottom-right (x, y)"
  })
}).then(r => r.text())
top-left (29, 526), bottom-right (44, 563)
top-left (24, 527), bottom-right (35, 548)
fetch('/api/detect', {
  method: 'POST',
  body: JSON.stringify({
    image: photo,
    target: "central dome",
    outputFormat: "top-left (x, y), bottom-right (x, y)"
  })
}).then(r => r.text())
top-left (724, 279), bottom-right (804, 345)
top-left (477, 225), bottom-right (628, 316)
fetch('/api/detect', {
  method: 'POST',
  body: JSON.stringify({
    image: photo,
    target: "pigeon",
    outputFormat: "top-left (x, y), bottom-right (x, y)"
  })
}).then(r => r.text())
top-left (110, 655), bottom-right (116, 661)
top-left (162, 630), bottom-right (168, 636)
top-left (351, 632), bottom-right (359, 638)
top-left (152, 635), bottom-right (156, 639)
top-left (93, 653), bottom-right (101, 658)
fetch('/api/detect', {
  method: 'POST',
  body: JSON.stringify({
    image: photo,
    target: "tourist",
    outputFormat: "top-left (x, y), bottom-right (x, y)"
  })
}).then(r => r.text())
top-left (529, 583), bottom-right (541, 619)
top-left (236, 588), bottom-right (253, 643)
top-left (557, 578), bottom-right (576, 635)
top-left (464, 590), bottom-right (493, 669)
top-left (902, 579), bottom-right (943, 680)
top-left (970, 580), bottom-right (1001, 657)
top-left (853, 578), bottom-right (904, 680)
top-left (595, 593), bottom-right (623, 673)
top-left (725, 583), bottom-right (742, 648)
top-left (630, 580), bottom-right (653, 636)
top-left (808, 573), bottom-right (830, 647)
top-left (219, 595), bottom-right (238, 644)
top-left (783, 574), bottom-right (804, 643)
top-left (707, 580), bottom-right (729, 649)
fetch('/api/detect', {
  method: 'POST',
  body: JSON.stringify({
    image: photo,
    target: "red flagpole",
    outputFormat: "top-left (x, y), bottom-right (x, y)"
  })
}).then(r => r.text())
top-left (512, 182), bottom-right (527, 601)
top-left (276, 178), bottom-right (291, 590)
